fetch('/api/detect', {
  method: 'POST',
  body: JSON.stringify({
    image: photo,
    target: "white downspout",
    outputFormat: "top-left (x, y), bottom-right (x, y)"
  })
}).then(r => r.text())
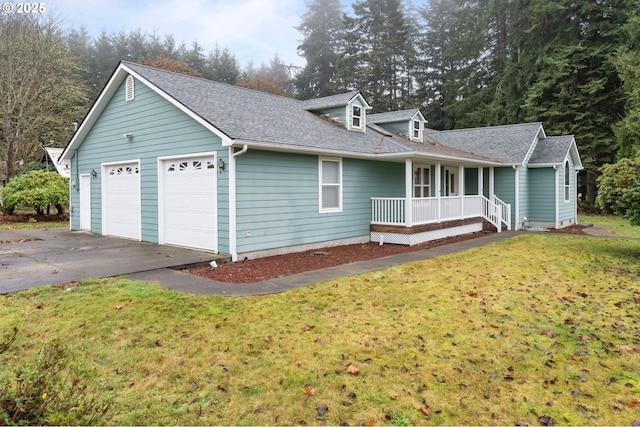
top-left (575, 171), bottom-right (579, 225)
top-left (229, 144), bottom-right (248, 262)
top-left (513, 165), bottom-right (519, 230)
top-left (459, 165), bottom-right (464, 218)
top-left (554, 165), bottom-right (559, 228)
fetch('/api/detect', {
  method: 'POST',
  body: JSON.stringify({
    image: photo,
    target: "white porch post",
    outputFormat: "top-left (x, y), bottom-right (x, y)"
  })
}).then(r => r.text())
top-left (405, 159), bottom-right (413, 227)
top-left (459, 165), bottom-right (464, 218)
top-left (489, 166), bottom-right (495, 198)
top-left (478, 167), bottom-right (483, 195)
top-left (435, 162), bottom-right (441, 222)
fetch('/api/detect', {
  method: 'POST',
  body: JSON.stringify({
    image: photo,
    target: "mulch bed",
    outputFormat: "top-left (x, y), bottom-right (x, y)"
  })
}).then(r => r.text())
top-left (185, 225), bottom-right (590, 284)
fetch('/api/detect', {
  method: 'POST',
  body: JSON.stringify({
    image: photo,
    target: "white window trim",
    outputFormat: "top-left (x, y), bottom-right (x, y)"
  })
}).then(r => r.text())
top-left (319, 157), bottom-right (343, 213)
top-left (125, 75), bottom-right (135, 102)
top-left (348, 103), bottom-right (364, 131)
top-left (411, 119), bottom-right (423, 142)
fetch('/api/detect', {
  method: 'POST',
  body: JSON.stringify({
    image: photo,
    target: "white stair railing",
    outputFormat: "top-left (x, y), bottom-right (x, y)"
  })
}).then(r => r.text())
top-left (491, 195), bottom-right (512, 230)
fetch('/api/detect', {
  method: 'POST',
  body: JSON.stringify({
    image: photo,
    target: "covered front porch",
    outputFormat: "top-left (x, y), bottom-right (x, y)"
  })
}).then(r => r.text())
top-left (370, 160), bottom-right (511, 246)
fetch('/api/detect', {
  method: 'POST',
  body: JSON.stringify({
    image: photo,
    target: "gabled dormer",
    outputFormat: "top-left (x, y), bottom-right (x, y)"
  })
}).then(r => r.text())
top-left (368, 109), bottom-right (426, 142)
top-left (302, 91), bottom-right (371, 133)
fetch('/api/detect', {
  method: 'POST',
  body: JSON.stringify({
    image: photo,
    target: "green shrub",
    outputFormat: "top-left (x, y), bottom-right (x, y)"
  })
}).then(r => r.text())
top-left (0, 337), bottom-right (112, 426)
top-left (596, 155), bottom-right (640, 225)
top-left (0, 171), bottom-right (69, 216)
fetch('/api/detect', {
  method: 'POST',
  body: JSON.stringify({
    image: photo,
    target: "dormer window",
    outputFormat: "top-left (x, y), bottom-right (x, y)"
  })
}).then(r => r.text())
top-left (125, 75), bottom-right (135, 102)
top-left (412, 119), bottom-right (422, 141)
top-left (352, 105), bottom-right (362, 129)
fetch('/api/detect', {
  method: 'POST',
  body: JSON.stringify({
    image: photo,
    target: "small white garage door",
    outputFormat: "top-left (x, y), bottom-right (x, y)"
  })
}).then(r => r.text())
top-left (103, 162), bottom-right (141, 240)
top-left (160, 155), bottom-right (217, 252)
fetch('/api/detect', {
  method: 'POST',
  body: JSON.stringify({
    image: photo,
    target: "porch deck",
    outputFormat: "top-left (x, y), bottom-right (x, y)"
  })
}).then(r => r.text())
top-left (370, 195), bottom-right (511, 246)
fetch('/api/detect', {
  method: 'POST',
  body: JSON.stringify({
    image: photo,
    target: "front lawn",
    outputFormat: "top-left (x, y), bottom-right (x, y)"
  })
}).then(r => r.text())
top-left (1, 221), bottom-right (639, 425)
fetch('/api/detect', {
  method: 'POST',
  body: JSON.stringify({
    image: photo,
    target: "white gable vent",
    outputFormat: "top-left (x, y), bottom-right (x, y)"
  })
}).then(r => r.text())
top-left (125, 75), bottom-right (135, 102)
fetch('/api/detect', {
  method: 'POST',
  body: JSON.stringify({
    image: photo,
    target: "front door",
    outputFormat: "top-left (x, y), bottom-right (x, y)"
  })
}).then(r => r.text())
top-left (444, 167), bottom-right (458, 196)
top-left (79, 174), bottom-right (91, 230)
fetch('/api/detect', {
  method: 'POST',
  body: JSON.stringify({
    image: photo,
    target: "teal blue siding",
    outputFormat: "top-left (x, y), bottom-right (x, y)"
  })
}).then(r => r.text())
top-left (464, 168), bottom-right (479, 195)
top-left (235, 150), bottom-right (404, 253)
top-left (528, 168), bottom-right (556, 222)
top-left (381, 121), bottom-right (408, 137)
top-left (494, 167), bottom-right (516, 223)
top-left (70, 77), bottom-right (229, 252)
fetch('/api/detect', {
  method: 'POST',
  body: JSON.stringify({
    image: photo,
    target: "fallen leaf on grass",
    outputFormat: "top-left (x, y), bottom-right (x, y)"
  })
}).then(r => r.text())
top-left (537, 415), bottom-right (556, 425)
top-left (618, 345), bottom-right (635, 353)
top-left (316, 404), bottom-right (329, 416)
top-left (303, 385), bottom-right (316, 396)
top-left (629, 400), bottom-right (640, 408)
top-left (419, 405), bottom-right (431, 417)
top-left (541, 329), bottom-right (554, 338)
top-left (347, 364), bottom-right (360, 375)
top-left (115, 304), bottom-right (124, 310)
top-left (577, 334), bottom-right (591, 341)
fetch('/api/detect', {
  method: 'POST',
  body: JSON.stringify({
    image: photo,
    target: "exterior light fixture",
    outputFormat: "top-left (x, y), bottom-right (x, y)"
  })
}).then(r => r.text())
top-left (218, 158), bottom-right (225, 171)
top-left (90, 169), bottom-right (97, 179)
top-left (123, 132), bottom-right (133, 141)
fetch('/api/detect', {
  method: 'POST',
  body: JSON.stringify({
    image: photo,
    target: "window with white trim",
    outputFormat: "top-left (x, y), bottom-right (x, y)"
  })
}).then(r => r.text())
top-left (564, 160), bottom-right (570, 202)
top-left (319, 158), bottom-right (342, 212)
top-left (413, 166), bottom-right (430, 198)
top-left (412, 119), bottom-right (422, 141)
top-left (351, 105), bottom-right (362, 129)
top-left (125, 75), bottom-right (135, 102)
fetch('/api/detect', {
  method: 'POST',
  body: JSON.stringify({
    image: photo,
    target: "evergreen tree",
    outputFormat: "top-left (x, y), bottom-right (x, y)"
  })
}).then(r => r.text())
top-left (612, 3), bottom-right (640, 158)
top-left (341, 0), bottom-right (417, 112)
top-left (415, 0), bottom-right (488, 129)
top-left (205, 45), bottom-right (240, 84)
top-left (295, 0), bottom-right (346, 99)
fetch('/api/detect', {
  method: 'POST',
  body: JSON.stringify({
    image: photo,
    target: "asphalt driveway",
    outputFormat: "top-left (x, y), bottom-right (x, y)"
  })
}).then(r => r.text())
top-left (0, 228), bottom-right (225, 294)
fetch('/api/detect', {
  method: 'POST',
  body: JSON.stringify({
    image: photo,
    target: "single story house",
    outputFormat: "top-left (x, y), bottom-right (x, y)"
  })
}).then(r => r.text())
top-left (59, 61), bottom-right (583, 261)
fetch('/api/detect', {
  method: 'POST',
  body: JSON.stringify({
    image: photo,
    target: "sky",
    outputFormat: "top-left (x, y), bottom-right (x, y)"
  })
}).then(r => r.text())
top-left (46, 0), bottom-right (310, 67)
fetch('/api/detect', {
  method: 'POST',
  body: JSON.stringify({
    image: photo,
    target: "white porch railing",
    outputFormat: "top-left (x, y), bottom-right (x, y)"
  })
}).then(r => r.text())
top-left (371, 195), bottom-right (511, 232)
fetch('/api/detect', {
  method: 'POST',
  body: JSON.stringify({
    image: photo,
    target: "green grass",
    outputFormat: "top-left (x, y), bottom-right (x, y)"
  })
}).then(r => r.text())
top-left (2, 227), bottom-right (640, 425)
top-left (579, 213), bottom-right (640, 238)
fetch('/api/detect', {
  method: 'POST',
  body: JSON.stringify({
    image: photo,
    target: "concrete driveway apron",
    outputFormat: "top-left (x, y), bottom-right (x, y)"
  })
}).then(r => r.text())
top-left (0, 228), bottom-right (222, 294)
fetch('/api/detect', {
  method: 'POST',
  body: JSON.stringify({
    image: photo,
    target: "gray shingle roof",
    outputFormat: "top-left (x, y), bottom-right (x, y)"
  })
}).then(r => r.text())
top-left (125, 62), bottom-right (406, 155)
top-left (119, 62), bottom-right (571, 167)
top-left (301, 91), bottom-right (361, 110)
top-left (426, 123), bottom-right (544, 164)
top-left (529, 135), bottom-right (575, 165)
top-left (368, 109), bottom-right (421, 124)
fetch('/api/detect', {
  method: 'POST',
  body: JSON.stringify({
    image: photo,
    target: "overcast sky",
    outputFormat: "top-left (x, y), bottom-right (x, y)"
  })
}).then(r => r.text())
top-left (47, 0), bottom-right (309, 67)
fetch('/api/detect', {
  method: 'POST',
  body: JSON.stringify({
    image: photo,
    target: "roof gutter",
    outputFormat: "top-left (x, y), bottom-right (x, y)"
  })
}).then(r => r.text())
top-left (231, 138), bottom-right (505, 166)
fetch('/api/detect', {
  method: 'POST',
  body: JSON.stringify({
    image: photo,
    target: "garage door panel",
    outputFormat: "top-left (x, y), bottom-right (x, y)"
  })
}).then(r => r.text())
top-left (161, 155), bottom-right (217, 252)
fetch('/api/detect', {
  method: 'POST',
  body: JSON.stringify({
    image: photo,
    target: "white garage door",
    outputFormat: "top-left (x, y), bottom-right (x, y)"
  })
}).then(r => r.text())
top-left (161, 155), bottom-right (217, 252)
top-left (103, 162), bottom-right (141, 240)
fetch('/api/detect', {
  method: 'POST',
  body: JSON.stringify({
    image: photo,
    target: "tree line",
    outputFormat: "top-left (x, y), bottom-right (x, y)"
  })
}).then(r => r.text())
top-left (1, 0), bottom-right (639, 204)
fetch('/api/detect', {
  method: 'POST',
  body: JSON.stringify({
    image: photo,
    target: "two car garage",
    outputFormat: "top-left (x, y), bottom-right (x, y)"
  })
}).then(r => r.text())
top-left (99, 154), bottom-right (218, 252)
